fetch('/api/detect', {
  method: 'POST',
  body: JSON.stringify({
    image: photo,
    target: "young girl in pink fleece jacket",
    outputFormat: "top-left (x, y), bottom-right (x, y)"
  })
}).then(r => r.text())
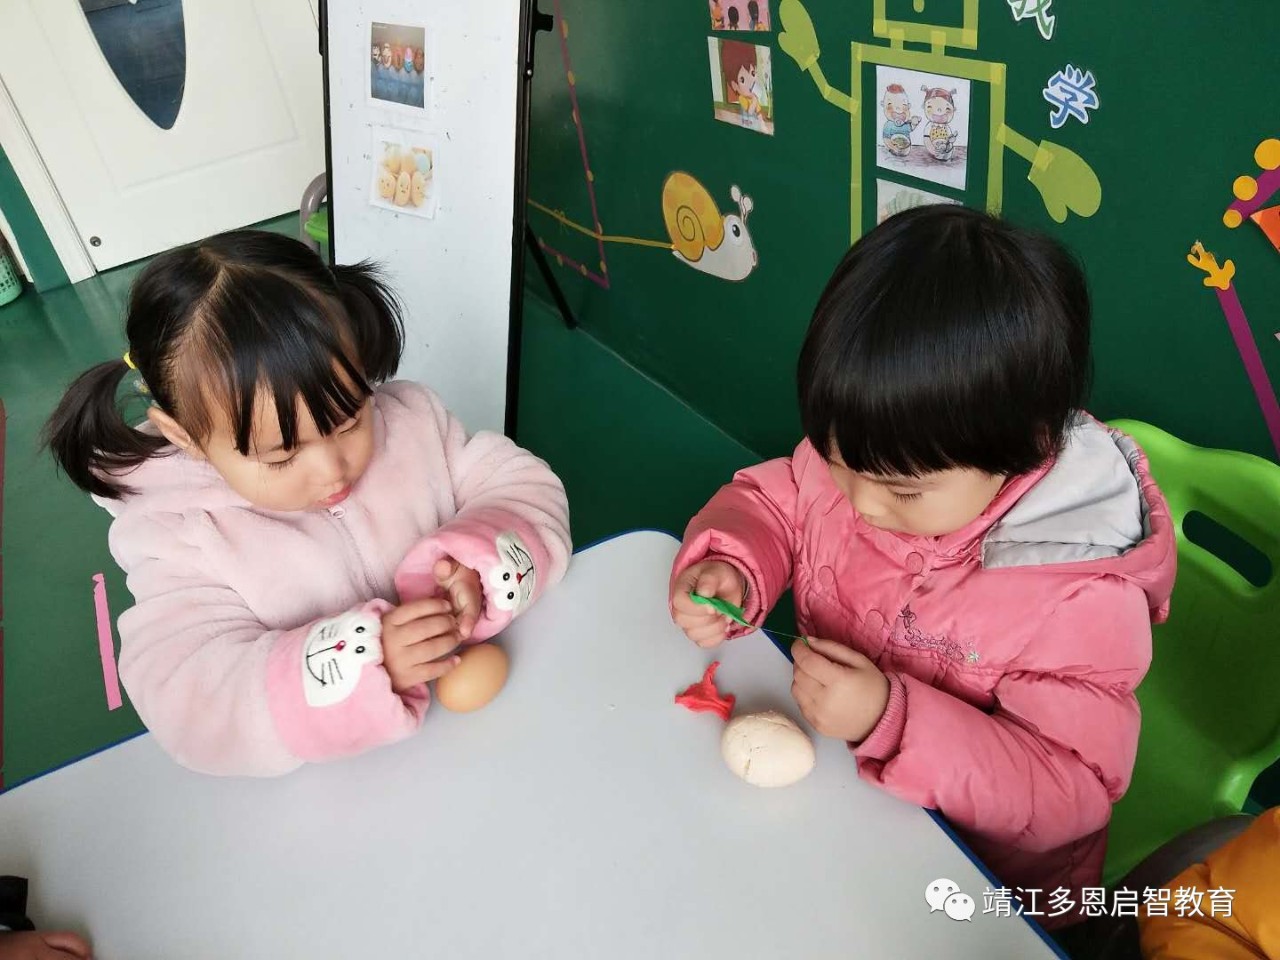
top-left (670, 206), bottom-right (1177, 931)
top-left (47, 230), bottom-right (571, 777)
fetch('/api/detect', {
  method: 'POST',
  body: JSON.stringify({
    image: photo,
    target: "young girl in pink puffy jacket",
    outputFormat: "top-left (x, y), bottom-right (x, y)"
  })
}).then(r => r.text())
top-left (670, 206), bottom-right (1177, 930)
top-left (47, 230), bottom-right (570, 777)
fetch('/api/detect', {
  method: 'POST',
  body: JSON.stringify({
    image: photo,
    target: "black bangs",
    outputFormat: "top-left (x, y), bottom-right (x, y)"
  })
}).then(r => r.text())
top-left (47, 228), bottom-right (404, 497)
top-left (195, 269), bottom-right (372, 456)
top-left (798, 205), bottom-right (1091, 478)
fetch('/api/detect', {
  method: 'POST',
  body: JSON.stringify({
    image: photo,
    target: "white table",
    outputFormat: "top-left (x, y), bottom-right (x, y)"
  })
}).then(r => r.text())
top-left (0, 532), bottom-right (1061, 959)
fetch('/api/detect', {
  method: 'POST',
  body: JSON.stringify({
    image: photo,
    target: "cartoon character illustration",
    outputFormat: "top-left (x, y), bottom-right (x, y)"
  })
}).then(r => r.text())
top-left (394, 171), bottom-right (412, 206)
top-left (391, 45), bottom-right (404, 71)
top-left (414, 47), bottom-right (425, 74)
top-left (371, 43), bottom-right (380, 65)
top-left (489, 533), bottom-right (536, 614)
top-left (748, 0), bottom-right (766, 30)
top-left (727, 6), bottom-right (741, 29)
top-left (402, 46), bottom-right (416, 74)
top-left (776, 0), bottom-right (1102, 233)
top-left (922, 86), bottom-right (958, 161)
top-left (721, 42), bottom-right (762, 118)
top-left (302, 610), bottom-right (382, 707)
top-left (710, 0), bottom-right (726, 30)
top-left (377, 167), bottom-right (397, 200)
top-left (411, 169), bottom-right (429, 207)
top-left (379, 43), bottom-right (392, 69)
top-left (881, 83), bottom-right (920, 157)
top-left (661, 172), bottom-right (757, 282)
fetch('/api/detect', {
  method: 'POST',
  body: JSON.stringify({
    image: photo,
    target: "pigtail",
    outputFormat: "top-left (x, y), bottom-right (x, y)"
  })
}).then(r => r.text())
top-left (330, 261), bottom-right (404, 383)
top-left (44, 359), bottom-right (167, 499)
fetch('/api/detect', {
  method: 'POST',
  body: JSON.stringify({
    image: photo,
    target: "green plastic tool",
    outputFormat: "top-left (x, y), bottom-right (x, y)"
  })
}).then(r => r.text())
top-left (689, 593), bottom-right (808, 644)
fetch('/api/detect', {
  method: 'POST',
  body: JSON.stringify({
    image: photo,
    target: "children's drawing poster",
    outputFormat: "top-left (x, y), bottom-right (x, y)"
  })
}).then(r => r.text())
top-left (369, 127), bottom-right (438, 219)
top-left (709, 0), bottom-right (771, 32)
top-left (875, 66), bottom-right (970, 191)
top-left (876, 180), bottom-right (959, 224)
top-left (368, 20), bottom-right (430, 115)
top-left (708, 39), bottom-right (774, 136)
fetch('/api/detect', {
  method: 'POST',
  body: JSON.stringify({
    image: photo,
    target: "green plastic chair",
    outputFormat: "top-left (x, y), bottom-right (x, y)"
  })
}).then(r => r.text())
top-left (1103, 420), bottom-right (1280, 885)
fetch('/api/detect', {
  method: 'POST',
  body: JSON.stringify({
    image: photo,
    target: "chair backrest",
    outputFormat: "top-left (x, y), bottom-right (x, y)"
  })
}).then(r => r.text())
top-left (1111, 419), bottom-right (1280, 797)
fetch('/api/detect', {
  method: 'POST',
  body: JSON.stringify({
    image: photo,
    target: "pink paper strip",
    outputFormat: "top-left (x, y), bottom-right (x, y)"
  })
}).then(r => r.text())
top-left (1216, 285), bottom-right (1280, 460)
top-left (92, 573), bottom-right (123, 711)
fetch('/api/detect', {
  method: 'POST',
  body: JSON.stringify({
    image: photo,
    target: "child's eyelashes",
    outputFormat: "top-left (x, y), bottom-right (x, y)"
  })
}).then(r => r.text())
top-left (891, 490), bottom-right (923, 502)
top-left (261, 415), bottom-right (362, 470)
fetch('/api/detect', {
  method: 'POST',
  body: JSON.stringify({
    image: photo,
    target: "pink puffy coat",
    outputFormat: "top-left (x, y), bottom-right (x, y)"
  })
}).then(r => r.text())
top-left (97, 381), bottom-right (571, 777)
top-left (671, 415), bottom-right (1176, 922)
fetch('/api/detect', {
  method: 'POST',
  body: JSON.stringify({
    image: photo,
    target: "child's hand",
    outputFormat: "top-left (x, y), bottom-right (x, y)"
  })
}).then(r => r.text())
top-left (670, 560), bottom-right (747, 648)
top-left (0, 930), bottom-right (92, 960)
top-left (791, 638), bottom-right (890, 743)
top-left (433, 557), bottom-right (483, 640)
top-left (380, 598), bottom-right (463, 693)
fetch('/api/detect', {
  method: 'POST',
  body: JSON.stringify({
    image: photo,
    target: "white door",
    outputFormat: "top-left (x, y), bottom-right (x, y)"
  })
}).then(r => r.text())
top-left (0, 0), bottom-right (324, 272)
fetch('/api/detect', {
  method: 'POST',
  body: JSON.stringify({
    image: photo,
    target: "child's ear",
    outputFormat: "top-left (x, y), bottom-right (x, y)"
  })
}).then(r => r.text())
top-left (147, 407), bottom-right (205, 460)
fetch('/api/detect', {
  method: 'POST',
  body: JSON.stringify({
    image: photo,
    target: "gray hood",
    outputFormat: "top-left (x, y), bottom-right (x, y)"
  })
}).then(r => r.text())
top-left (982, 416), bottom-right (1152, 569)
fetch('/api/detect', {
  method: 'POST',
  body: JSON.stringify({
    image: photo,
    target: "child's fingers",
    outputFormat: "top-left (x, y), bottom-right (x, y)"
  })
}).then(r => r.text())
top-left (415, 654), bottom-right (462, 685)
top-left (691, 629), bottom-right (727, 649)
top-left (391, 655), bottom-right (460, 693)
top-left (449, 580), bottom-right (483, 637)
top-left (40, 931), bottom-right (93, 959)
top-left (806, 637), bottom-right (873, 670)
top-left (404, 630), bottom-right (464, 665)
top-left (392, 613), bottom-right (460, 648)
top-left (384, 597), bottom-right (453, 626)
top-left (684, 617), bottom-right (729, 646)
top-left (790, 678), bottom-right (818, 715)
top-left (792, 641), bottom-right (838, 684)
top-left (791, 660), bottom-right (824, 697)
top-left (433, 557), bottom-right (459, 584)
top-left (671, 568), bottom-right (709, 612)
top-left (456, 608), bottom-right (479, 642)
top-left (671, 591), bottom-right (720, 620)
top-left (693, 565), bottom-right (743, 604)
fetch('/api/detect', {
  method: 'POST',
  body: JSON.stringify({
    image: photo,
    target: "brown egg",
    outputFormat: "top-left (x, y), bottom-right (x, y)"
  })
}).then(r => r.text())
top-left (436, 643), bottom-right (509, 712)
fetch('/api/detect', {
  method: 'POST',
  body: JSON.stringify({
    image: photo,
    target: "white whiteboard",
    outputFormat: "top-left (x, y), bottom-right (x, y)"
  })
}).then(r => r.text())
top-left (325, 0), bottom-right (527, 434)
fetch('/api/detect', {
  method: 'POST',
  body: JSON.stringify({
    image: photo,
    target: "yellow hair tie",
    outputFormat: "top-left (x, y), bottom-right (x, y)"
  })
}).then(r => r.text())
top-left (123, 351), bottom-right (136, 370)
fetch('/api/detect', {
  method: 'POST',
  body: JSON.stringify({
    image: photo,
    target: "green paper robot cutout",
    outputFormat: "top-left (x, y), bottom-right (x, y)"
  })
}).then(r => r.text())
top-left (777, 0), bottom-right (1102, 240)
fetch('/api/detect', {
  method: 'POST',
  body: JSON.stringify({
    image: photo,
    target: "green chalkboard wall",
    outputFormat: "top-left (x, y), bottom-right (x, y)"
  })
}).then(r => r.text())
top-left (526, 0), bottom-right (1280, 466)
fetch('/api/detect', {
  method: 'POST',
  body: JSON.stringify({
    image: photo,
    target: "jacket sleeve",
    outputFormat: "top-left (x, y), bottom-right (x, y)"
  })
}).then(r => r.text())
top-left (114, 517), bottom-right (427, 777)
top-left (393, 394), bottom-right (571, 640)
top-left (853, 576), bottom-right (1152, 854)
top-left (668, 455), bottom-right (800, 636)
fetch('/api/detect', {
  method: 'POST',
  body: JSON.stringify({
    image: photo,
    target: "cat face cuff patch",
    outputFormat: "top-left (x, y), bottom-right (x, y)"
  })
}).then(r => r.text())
top-left (488, 532), bottom-right (536, 615)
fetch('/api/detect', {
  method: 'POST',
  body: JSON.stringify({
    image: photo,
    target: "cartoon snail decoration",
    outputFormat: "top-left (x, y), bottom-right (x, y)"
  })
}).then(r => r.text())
top-left (660, 171), bottom-right (758, 283)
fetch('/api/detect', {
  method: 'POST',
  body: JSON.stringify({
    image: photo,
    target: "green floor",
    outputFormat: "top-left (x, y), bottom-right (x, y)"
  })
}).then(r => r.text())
top-left (0, 226), bottom-right (1275, 810)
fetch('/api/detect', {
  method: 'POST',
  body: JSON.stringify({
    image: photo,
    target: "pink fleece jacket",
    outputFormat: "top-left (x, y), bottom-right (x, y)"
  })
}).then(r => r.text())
top-left (670, 416), bottom-right (1177, 924)
top-left (97, 381), bottom-right (571, 777)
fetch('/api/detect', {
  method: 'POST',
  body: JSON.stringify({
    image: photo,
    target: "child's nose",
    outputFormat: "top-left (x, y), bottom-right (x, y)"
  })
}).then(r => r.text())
top-left (315, 445), bottom-right (347, 483)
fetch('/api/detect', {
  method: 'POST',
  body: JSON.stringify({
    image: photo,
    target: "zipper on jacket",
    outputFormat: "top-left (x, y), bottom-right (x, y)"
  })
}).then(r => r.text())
top-left (328, 506), bottom-right (382, 597)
